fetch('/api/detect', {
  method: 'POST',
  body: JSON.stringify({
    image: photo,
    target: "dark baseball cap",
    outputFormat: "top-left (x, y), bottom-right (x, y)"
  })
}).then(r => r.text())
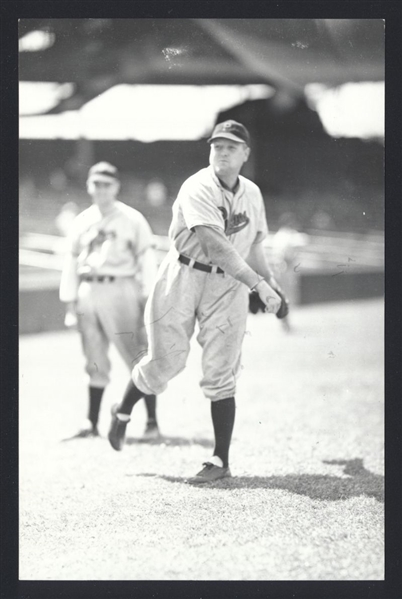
top-left (87, 162), bottom-right (119, 183)
top-left (207, 120), bottom-right (251, 146)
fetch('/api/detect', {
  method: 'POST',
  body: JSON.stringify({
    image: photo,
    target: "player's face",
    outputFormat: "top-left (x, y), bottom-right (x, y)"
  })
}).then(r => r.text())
top-left (209, 139), bottom-right (250, 177)
top-left (87, 179), bottom-right (120, 208)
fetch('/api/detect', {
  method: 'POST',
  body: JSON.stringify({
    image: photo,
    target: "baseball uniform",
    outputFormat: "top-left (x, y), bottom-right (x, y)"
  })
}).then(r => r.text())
top-left (107, 121), bottom-right (284, 483)
top-left (60, 200), bottom-right (157, 388)
top-left (132, 165), bottom-right (268, 400)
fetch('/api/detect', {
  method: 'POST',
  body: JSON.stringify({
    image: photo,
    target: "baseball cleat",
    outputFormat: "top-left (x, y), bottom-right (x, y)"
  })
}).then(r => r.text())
top-left (61, 419), bottom-right (99, 441)
top-left (74, 425), bottom-right (99, 438)
top-left (187, 462), bottom-right (232, 485)
top-left (141, 421), bottom-right (161, 441)
top-left (108, 404), bottom-right (130, 451)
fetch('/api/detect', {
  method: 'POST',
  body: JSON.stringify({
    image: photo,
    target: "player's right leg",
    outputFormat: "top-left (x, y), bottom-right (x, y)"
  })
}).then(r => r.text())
top-left (74, 282), bottom-right (111, 437)
top-left (187, 276), bottom-right (248, 482)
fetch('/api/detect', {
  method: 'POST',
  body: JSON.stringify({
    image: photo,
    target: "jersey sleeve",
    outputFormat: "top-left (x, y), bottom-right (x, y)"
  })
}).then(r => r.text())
top-left (58, 214), bottom-right (83, 302)
top-left (252, 192), bottom-right (269, 244)
top-left (178, 179), bottom-right (225, 232)
top-left (59, 217), bottom-right (81, 302)
top-left (66, 215), bottom-right (83, 257)
top-left (128, 211), bottom-right (157, 297)
top-left (131, 212), bottom-right (154, 256)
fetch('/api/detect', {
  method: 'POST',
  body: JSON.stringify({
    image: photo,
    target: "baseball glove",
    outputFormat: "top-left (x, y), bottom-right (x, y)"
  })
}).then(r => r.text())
top-left (248, 286), bottom-right (290, 319)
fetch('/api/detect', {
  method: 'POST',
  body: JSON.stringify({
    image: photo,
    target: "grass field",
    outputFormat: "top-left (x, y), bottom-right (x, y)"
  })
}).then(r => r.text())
top-left (19, 298), bottom-right (384, 581)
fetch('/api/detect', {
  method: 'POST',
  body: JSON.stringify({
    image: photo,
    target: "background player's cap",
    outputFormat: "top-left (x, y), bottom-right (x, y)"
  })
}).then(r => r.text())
top-left (87, 162), bottom-right (119, 183)
top-left (207, 120), bottom-right (251, 146)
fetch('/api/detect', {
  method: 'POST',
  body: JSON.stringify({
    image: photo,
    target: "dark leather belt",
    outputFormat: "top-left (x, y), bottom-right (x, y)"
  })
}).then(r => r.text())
top-left (178, 254), bottom-right (224, 274)
top-left (81, 275), bottom-right (115, 282)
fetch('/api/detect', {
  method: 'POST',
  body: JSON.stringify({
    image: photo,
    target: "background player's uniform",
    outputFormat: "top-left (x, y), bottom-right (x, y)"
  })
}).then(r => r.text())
top-left (132, 165), bottom-right (268, 400)
top-left (60, 200), bottom-right (157, 388)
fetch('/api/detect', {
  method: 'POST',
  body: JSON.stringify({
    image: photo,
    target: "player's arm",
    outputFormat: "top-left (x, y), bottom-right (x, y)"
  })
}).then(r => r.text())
top-left (245, 241), bottom-right (283, 293)
top-left (136, 245), bottom-right (158, 301)
top-left (193, 225), bottom-right (281, 313)
top-left (131, 215), bottom-right (158, 302)
top-left (59, 222), bottom-right (80, 315)
top-left (58, 251), bottom-right (80, 327)
top-left (59, 253), bottom-right (79, 306)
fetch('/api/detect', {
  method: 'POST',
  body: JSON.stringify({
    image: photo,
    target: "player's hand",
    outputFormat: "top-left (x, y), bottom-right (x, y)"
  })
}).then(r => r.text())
top-left (254, 280), bottom-right (281, 314)
top-left (266, 275), bottom-right (283, 296)
top-left (64, 301), bottom-right (78, 328)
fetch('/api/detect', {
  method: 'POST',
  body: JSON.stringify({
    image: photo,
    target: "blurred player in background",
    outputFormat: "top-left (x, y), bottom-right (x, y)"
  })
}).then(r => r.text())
top-left (271, 212), bottom-right (309, 332)
top-left (107, 121), bottom-right (286, 483)
top-left (55, 201), bottom-right (79, 237)
top-left (59, 162), bottom-right (160, 440)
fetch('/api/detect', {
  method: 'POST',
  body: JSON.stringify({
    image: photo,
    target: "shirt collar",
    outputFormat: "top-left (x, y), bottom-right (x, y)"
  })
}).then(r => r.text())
top-left (209, 166), bottom-right (242, 195)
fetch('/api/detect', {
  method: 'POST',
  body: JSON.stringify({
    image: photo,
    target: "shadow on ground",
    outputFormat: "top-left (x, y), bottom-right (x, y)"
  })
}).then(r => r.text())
top-left (60, 433), bottom-right (214, 448)
top-left (137, 459), bottom-right (384, 502)
top-left (125, 435), bottom-right (214, 449)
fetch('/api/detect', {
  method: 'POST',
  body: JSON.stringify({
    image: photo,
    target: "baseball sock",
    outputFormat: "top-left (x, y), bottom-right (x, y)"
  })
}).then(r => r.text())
top-left (211, 397), bottom-right (236, 469)
top-left (118, 379), bottom-right (145, 416)
top-left (144, 394), bottom-right (157, 424)
top-left (88, 386), bottom-right (105, 428)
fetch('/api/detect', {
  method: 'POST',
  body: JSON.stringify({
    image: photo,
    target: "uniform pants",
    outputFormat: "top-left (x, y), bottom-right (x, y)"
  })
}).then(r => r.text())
top-left (77, 277), bottom-right (147, 387)
top-left (132, 254), bottom-right (249, 401)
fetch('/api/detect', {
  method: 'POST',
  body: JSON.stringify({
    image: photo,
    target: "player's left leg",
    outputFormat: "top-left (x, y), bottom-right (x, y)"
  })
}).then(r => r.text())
top-left (188, 276), bottom-right (248, 483)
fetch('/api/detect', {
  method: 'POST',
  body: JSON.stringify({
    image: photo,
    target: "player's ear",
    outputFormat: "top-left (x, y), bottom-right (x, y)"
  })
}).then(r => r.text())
top-left (243, 146), bottom-right (251, 163)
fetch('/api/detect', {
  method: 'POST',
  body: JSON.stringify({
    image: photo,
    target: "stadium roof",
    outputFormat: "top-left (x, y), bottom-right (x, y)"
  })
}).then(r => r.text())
top-left (19, 19), bottom-right (385, 114)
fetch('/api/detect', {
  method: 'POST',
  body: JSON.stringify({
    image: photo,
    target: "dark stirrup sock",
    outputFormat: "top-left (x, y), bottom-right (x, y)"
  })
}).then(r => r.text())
top-left (143, 394), bottom-right (157, 423)
top-left (211, 397), bottom-right (236, 468)
top-left (88, 386), bottom-right (105, 428)
top-left (118, 379), bottom-right (146, 416)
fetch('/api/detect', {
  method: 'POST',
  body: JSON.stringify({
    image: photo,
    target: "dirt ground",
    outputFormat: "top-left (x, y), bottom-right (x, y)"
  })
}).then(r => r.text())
top-left (19, 298), bottom-right (384, 581)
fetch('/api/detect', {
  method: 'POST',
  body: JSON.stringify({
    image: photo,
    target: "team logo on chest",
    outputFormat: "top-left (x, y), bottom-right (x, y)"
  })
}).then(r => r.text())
top-left (86, 229), bottom-right (116, 253)
top-left (218, 206), bottom-right (250, 236)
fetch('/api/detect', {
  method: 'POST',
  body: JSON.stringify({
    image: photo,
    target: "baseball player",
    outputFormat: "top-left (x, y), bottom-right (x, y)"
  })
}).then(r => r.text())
top-left (107, 121), bottom-right (288, 483)
top-left (270, 212), bottom-right (308, 332)
top-left (59, 162), bottom-right (160, 440)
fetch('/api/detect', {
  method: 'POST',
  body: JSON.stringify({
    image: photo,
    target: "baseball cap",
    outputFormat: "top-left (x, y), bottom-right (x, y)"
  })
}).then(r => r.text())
top-left (87, 162), bottom-right (119, 183)
top-left (207, 120), bottom-right (251, 146)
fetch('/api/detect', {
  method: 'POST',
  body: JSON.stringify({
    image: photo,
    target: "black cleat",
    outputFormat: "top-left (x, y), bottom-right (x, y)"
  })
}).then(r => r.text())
top-left (141, 420), bottom-right (161, 441)
top-left (108, 404), bottom-right (130, 451)
top-left (61, 419), bottom-right (99, 442)
top-left (187, 462), bottom-right (232, 485)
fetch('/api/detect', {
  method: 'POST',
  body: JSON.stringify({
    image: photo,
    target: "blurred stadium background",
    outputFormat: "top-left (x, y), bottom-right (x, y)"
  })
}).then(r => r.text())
top-left (19, 18), bottom-right (384, 332)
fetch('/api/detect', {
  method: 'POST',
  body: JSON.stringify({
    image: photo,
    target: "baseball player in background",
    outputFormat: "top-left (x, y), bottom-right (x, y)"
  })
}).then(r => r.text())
top-left (107, 121), bottom-right (287, 483)
top-left (59, 162), bottom-right (160, 440)
top-left (271, 212), bottom-right (309, 332)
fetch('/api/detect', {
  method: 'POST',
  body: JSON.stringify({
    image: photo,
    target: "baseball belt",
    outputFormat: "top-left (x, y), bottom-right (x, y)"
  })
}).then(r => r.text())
top-left (80, 275), bottom-right (116, 283)
top-left (178, 254), bottom-right (224, 274)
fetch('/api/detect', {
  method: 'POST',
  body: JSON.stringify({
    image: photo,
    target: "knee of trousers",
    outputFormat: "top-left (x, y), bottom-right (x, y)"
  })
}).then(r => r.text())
top-left (202, 383), bottom-right (238, 402)
top-left (132, 350), bottom-right (188, 396)
top-left (86, 372), bottom-right (110, 388)
top-left (85, 363), bottom-right (110, 388)
top-left (200, 361), bottom-right (241, 401)
top-left (132, 364), bottom-right (165, 396)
